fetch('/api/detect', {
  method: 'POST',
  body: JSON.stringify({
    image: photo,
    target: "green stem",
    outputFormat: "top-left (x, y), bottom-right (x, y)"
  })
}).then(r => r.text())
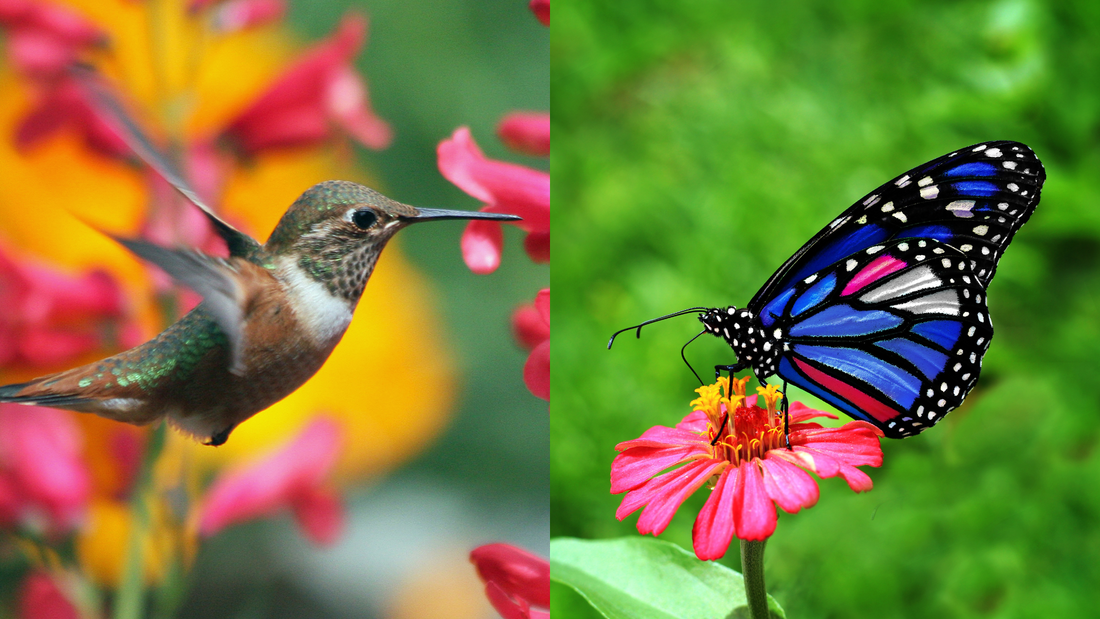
top-left (740, 538), bottom-right (769, 619)
top-left (113, 422), bottom-right (168, 619)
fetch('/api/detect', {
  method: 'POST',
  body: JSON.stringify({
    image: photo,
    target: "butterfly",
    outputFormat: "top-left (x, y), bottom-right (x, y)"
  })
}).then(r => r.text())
top-left (614, 141), bottom-right (1045, 438)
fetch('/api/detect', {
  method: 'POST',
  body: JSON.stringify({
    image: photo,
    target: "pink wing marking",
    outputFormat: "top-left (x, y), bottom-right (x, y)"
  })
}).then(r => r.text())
top-left (841, 255), bottom-right (907, 296)
top-left (793, 357), bottom-right (900, 423)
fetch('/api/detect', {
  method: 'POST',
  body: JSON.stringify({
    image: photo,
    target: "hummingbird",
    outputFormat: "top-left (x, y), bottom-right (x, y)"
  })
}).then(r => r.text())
top-left (0, 70), bottom-right (521, 446)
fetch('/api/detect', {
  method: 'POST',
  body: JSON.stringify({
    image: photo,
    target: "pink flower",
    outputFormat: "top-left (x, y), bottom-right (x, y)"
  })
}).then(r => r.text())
top-left (0, 405), bottom-right (90, 532)
top-left (0, 244), bottom-right (135, 369)
top-left (470, 543), bottom-right (549, 619)
top-left (206, 0), bottom-right (285, 33)
top-left (198, 418), bottom-right (346, 545)
top-left (15, 76), bottom-right (131, 158)
top-left (529, 0), bottom-right (549, 26)
top-left (438, 127), bottom-right (549, 273)
top-left (498, 112), bottom-right (550, 157)
top-left (513, 289), bottom-right (549, 402)
top-left (223, 11), bottom-right (392, 155)
top-left (18, 571), bottom-right (78, 619)
top-left (612, 378), bottom-right (883, 559)
top-left (0, 0), bottom-right (105, 78)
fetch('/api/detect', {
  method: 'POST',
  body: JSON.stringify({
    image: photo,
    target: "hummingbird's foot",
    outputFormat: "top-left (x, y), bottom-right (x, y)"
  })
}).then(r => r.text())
top-left (206, 426), bottom-right (234, 447)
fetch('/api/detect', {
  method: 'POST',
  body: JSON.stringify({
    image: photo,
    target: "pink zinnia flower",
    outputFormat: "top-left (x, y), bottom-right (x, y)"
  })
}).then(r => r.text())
top-left (222, 11), bottom-right (392, 155)
top-left (0, 404), bottom-right (90, 532)
top-left (513, 289), bottom-right (549, 401)
top-left (438, 127), bottom-right (549, 273)
top-left (612, 377), bottom-right (883, 560)
top-left (198, 417), bottom-right (345, 545)
top-left (470, 543), bottom-right (549, 619)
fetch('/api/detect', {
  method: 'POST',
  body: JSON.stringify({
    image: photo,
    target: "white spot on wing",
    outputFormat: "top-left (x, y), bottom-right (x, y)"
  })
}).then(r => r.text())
top-left (946, 200), bottom-right (975, 218)
top-left (891, 289), bottom-right (961, 316)
top-left (919, 185), bottom-right (939, 199)
top-left (860, 265), bottom-right (941, 303)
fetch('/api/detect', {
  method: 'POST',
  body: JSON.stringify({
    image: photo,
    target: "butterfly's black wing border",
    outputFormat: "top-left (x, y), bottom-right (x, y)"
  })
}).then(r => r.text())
top-left (748, 141), bottom-right (1045, 314)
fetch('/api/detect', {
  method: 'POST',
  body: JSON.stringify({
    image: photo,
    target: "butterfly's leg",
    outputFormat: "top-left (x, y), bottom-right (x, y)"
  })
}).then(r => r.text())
top-left (710, 365), bottom-right (731, 446)
top-left (714, 364), bottom-right (739, 380)
top-left (782, 379), bottom-right (791, 450)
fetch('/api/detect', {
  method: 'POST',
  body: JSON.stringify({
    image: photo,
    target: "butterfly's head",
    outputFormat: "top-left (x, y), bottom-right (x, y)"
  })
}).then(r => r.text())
top-left (700, 306), bottom-right (780, 380)
top-left (699, 306), bottom-right (752, 343)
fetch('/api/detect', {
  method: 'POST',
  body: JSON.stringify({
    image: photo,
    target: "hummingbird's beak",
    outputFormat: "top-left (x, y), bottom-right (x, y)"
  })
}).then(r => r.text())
top-left (405, 208), bottom-right (523, 223)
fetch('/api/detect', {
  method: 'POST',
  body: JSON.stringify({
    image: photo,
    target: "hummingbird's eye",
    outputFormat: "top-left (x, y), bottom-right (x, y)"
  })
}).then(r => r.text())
top-left (351, 209), bottom-right (378, 230)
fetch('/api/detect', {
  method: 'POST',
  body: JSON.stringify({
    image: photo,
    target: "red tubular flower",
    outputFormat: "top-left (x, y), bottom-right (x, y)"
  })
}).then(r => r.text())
top-left (612, 378), bottom-right (883, 560)
top-left (470, 543), bottom-right (550, 619)
top-left (498, 112), bottom-right (550, 157)
top-left (0, 0), bottom-right (105, 78)
top-left (18, 571), bottom-right (78, 619)
top-left (513, 289), bottom-right (549, 401)
top-left (0, 404), bottom-right (90, 532)
top-left (0, 244), bottom-right (134, 368)
top-left (529, 0), bottom-right (549, 26)
top-left (222, 11), bottom-right (392, 155)
top-left (198, 418), bottom-right (345, 545)
top-left (15, 77), bottom-right (131, 158)
top-left (438, 127), bottom-right (549, 272)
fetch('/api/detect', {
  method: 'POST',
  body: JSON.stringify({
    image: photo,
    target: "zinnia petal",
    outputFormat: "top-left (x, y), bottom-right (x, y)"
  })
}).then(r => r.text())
top-left (693, 464), bottom-right (737, 561)
top-left (611, 444), bottom-right (700, 494)
top-left (732, 461), bottom-right (776, 541)
top-left (760, 453), bottom-right (819, 513)
top-left (629, 458), bottom-right (723, 535)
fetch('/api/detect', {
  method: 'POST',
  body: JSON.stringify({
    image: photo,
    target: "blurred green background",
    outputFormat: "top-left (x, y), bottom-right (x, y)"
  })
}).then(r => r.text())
top-left (552, 1), bottom-right (1100, 618)
top-left (177, 1), bottom-right (548, 617)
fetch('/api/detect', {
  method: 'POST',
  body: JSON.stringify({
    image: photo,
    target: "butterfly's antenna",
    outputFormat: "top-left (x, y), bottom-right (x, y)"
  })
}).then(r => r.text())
top-left (681, 329), bottom-right (706, 386)
top-left (607, 307), bottom-right (709, 349)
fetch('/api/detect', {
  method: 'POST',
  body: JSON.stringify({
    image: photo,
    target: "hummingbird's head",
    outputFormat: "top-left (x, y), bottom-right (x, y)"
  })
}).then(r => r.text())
top-left (266, 180), bottom-right (519, 302)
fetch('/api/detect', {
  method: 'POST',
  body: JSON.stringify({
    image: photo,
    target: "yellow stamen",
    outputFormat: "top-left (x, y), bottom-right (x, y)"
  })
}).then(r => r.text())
top-left (757, 384), bottom-right (784, 414)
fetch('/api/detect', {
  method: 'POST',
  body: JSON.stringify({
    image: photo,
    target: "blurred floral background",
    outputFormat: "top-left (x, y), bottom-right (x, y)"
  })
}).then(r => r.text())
top-left (553, 0), bottom-right (1100, 618)
top-left (0, 0), bottom-right (548, 617)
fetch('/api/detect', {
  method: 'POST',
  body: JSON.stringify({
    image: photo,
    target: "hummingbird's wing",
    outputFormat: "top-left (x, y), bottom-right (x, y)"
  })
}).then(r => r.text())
top-left (72, 66), bottom-right (262, 259)
top-left (113, 237), bottom-right (259, 375)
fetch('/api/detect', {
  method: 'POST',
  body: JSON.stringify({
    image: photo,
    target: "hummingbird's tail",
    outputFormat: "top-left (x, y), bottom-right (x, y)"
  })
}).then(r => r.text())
top-left (0, 379), bottom-right (99, 410)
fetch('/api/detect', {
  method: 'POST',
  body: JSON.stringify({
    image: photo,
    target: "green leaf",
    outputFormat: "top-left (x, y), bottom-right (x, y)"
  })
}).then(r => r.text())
top-left (551, 537), bottom-right (785, 619)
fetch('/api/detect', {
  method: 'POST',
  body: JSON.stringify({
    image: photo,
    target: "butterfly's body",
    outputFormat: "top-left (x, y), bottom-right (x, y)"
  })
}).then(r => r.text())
top-left (690, 141), bottom-right (1045, 437)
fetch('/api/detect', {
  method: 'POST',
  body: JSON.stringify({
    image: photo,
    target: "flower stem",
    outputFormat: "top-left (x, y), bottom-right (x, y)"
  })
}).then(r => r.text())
top-left (740, 538), bottom-right (769, 619)
top-left (113, 422), bottom-right (167, 619)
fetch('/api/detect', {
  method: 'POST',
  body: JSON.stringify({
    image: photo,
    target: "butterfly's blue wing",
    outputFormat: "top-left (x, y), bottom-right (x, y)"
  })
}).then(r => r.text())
top-left (748, 141), bottom-right (1045, 323)
top-left (768, 238), bottom-right (993, 438)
